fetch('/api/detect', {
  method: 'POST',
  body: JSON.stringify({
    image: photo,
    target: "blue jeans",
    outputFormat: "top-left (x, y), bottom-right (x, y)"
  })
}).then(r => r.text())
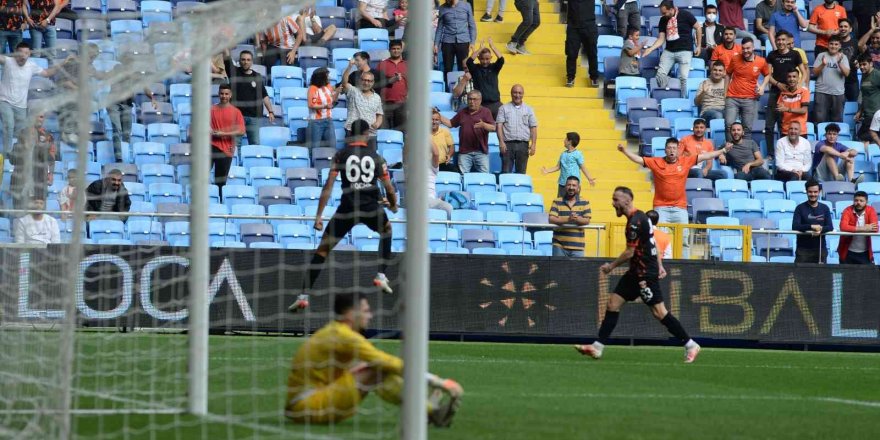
top-left (29, 26), bottom-right (56, 59)
top-left (0, 100), bottom-right (27, 154)
top-left (458, 151), bottom-right (489, 173)
top-left (307, 119), bottom-right (336, 149)
top-left (700, 109), bottom-right (724, 122)
top-left (552, 246), bottom-right (584, 258)
top-left (244, 116), bottom-right (261, 145)
top-left (107, 102), bottom-right (133, 162)
top-left (0, 30), bottom-right (21, 53)
top-left (655, 50), bottom-right (692, 97)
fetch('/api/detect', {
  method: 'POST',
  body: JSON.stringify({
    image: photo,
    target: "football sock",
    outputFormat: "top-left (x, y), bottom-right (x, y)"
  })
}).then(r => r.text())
top-left (597, 311), bottom-right (620, 345)
top-left (378, 231), bottom-right (392, 274)
top-left (660, 313), bottom-right (690, 342)
top-left (304, 254), bottom-right (326, 291)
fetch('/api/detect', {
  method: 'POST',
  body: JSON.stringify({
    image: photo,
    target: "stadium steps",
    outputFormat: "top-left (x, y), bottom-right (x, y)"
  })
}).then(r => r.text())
top-left (473, 0), bottom-right (648, 227)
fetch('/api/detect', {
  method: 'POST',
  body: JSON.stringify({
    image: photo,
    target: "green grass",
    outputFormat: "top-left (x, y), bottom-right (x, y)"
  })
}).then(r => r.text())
top-left (36, 334), bottom-right (880, 438)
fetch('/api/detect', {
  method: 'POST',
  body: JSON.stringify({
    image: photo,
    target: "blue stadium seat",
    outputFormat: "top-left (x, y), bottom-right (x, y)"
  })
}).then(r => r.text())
top-left (208, 203), bottom-right (229, 224)
top-left (209, 223), bottom-right (240, 245)
top-left (298, 46), bottom-right (330, 70)
top-left (295, 186), bottom-right (322, 208)
top-left (141, 1), bottom-right (172, 26)
top-left (164, 221), bottom-right (190, 244)
top-left (351, 224), bottom-right (381, 248)
top-left (673, 117), bottom-right (698, 138)
top-left (763, 199), bottom-right (798, 222)
top-left (222, 185), bottom-right (257, 207)
top-left (148, 182), bottom-right (183, 205)
top-left (285, 107), bottom-right (310, 142)
top-left (486, 210), bottom-right (522, 234)
top-left (280, 86), bottom-right (310, 113)
top-left (376, 129), bottom-right (404, 151)
top-left (750, 179), bottom-right (786, 202)
top-left (249, 166), bottom-right (284, 189)
top-left (638, 117), bottom-right (672, 150)
top-left (728, 198), bottom-right (763, 222)
top-left (140, 163), bottom-right (175, 186)
top-left (358, 28), bottom-right (390, 51)
top-left (127, 220), bottom-right (163, 242)
top-left (267, 204), bottom-right (304, 228)
top-left (128, 200), bottom-right (156, 222)
top-left (858, 182), bottom-right (880, 201)
top-left (277, 146), bottom-right (311, 172)
top-left (649, 78), bottom-right (683, 101)
top-left (169, 83), bottom-right (192, 111)
top-left (714, 179), bottom-right (750, 207)
top-left (225, 166), bottom-right (249, 186)
top-left (786, 180), bottom-right (807, 203)
top-left (463, 173), bottom-right (497, 194)
top-left (430, 92), bottom-right (453, 112)
top-left (472, 247), bottom-right (507, 255)
top-left (498, 230), bottom-right (533, 254)
top-left (240, 223), bottom-right (275, 246)
top-left (332, 48), bottom-right (359, 69)
top-left (259, 126), bottom-right (292, 147)
top-left (692, 198), bottom-right (727, 223)
top-left (533, 230), bottom-right (553, 255)
top-left (147, 123), bottom-right (181, 147)
top-left (461, 229), bottom-right (496, 251)
top-left (132, 141), bottom-right (167, 165)
top-left (498, 174), bottom-right (533, 194)
top-left (626, 97), bottom-right (660, 138)
top-left (382, 148), bottom-right (403, 166)
top-left (822, 181), bottom-right (856, 204)
top-left (241, 145), bottom-right (276, 168)
top-left (312, 147), bottom-right (337, 170)
top-left (429, 225), bottom-right (458, 251)
top-left (719, 236), bottom-right (746, 262)
top-left (660, 98), bottom-right (694, 119)
top-left (89, 219), bottom-right (126, 242)
top-left (755, 236), bottom-right (796, 259)
top-left (616, 77), bottom-right (649, 115)
top-left (249, 242), bottom-right (283, 249)
top-left (450, 209), bottom-right (484, 233)
top-left (707, 216), bottom-right (741, 259)
top-left (596, 35), bottom-right (624, 73)
top-left (271, 66), bottom-right (305, 99)
top-left (435, 171), bottom-right (462, 194)
top-left (230, 204), bottom-right (266, 226)
top-left (185, 184), bottom-right (220, 205)
top-left (510, 192), bottom-right (544, 215)
top-left (475, 192), bottom-right (509, 214)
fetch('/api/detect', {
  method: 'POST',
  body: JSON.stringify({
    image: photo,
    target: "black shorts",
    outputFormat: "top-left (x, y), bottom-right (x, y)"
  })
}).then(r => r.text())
top-left (323, 207), bottom-right (389, 241)
top-left (614, 272), bottom-right (664, 306)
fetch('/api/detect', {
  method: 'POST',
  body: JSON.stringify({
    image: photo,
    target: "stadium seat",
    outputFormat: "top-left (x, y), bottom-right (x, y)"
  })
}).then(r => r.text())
top-left (139, 163), bottom-right (175, 186)
top-left (132, 141), bottom-right (167, 165)
top-left (222, 166), bottom-right (247, 186)
top-left (140, 101), bottom-right (174, 125)
top-left (750, 179), bottom-right (786, 202)
top-left (660, 98), bottom-right (694, 119)
top-left (298, 46), bottom-right (330, 70)
top-left (376, 129), bottom-right (404, 151)
top-left (728, 198), bottom-right (763, 222)
top-left (649, 78), bottom-right (683, 101)
top-left (146, 123), bottom-right (181, 147)
top-left (498, 230), bottom-right (533, 254)
top-left (755, 235), bottom-right (796, 259)
top-left (246, 242), bottom-right (281, 249)
top-left (271, 66), bottom-right (305, 97)
top-left (277, 223), bottom-right (314, 246)
top-left (430, 92), bottom-right (454, 112)
top-left (277, 146), bottom-right (311, 172)
top-left (89, 219), bottom-right (126, 242)
top-left (230, 204), bottom-right (266, 226)
top-left (128, 201), bottom-right (156, 222)
top-left (295, 186), bottom-right (323, 208)
top-left (169, 143), bottom-right (191, 166)
top-left (626, 97), bottom-right (660, 138)
top-left (461, 229), bottom-right (496, 251)
top-left (257, 186), bottom-right (293, 207)
top-left (259, 126), bottom-right (292, 147)
top-left (148, 182), bottom-right (183, 205)
top-left (785, 180), bottom-right (807, 203)
top-left (673, 117), bottom-right (698, 138)
top-left (616, 77), bottom-right (649, 115)
top-left (858, 182), bottom-right (880, 201)
top-left (435, 171), bottom-right (462, 194)
top-left (498, 174), bottom-right (533, 195)
top-left (358, 28), bottom-right (390, 51)
top-left (463, 173), bottom-right (497, 194)
top-left (286, 167), bottom-right (320, 191)
top-left (475, 192), bottom-right (509, 214)
top-left (742, 217), bottom-right (778, 232)
top-left (714, 179), bottom-right (750, 207)
top-left (312, 147), bottom-right (337, 170)
top-left (351, 224), bottom-right (381, 248)
top-left (127, 220), bottom-right (163, 242)
top-left (240, 145), bottom-right (276, 168)
top-left (533, 230), bottom-right (554, 255)
top-left (222, 185), bottom-right (257, 207)
top-left (510, 192), bottom-right (544, 215)
top-left (638, 117), bottom-right (672, 150)
top-left (485, 211), bottom-right (522, 235)
top-left (763, 199), bottom-right (798, 222)
top-left (429, 225), bottom-right (459, 251)
top-left (596, 35), bottom-right (624, 73)
top-left (240, 223), bottom-right (275, 246)
top-left (719, 236), bottom-right (746, 262)
top-left (164, 221), bottom-right (190, 243)
top-left (450, 209), bottom-right (484, 233)
top-left (472, 247), bottom-right (507, 255)
top-left (707, 216), bottom-right (742, 259)
top-left (332, 48), bottom-right (359, 69)
top-left (267, 204), bottom-right (304, 228)
top-left (822, 181), bottom-right (856, 204)
top-left (854, 161), bottom-right (878, 183)
top-left (249, 166), bottom-right (284, 189)
top-left (208, 203), bottom-right (229, 224)
top-left (692, 198), bottom-right (727, 224)
top-left (209, 223), bottom-right (240, 245)
top-left (185, 185), bottom-right (220, 205)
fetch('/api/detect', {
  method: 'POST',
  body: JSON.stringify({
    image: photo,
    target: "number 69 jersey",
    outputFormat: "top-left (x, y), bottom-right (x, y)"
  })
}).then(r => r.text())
top-left (332, 142), bottom-right (390, 213)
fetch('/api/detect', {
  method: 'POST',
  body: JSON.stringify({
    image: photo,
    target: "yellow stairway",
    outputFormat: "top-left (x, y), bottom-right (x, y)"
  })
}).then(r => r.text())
top-left (472, 0), bottom-right (652, 254)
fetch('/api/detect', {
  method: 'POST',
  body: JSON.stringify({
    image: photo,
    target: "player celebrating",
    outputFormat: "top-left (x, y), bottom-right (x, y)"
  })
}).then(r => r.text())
top-left (575, 186), bottom-right (701, 363)
top-left (289, 119), bottom-right (396, 312)
top-left (285, 292), bottom-right (463, 426)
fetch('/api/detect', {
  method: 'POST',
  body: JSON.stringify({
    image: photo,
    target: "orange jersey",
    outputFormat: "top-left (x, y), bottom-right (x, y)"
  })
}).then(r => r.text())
top-left (308, 85), bottom-right (334, 120)
top-left (809, 5), bottom-right (846, 48)
top-left (263, 16), bottom-right (301, 49)
top-left (727, 55), bottom-right (770, 99)
top-left (778, 86), bottom-right (810, 133)
top-left (678, 135), bottom-right (715, 158)
top-left (711, 43), bottom-right (742, 70)
top-left (644, 155), bottom-right (699, 209)
top-left (653, 227), bottom-right (672, 260)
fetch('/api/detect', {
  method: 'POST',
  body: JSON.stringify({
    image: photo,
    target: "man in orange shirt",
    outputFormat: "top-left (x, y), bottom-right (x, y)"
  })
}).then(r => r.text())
top-left (678, 118), bottom-right (726, 180)
top-left (710, 27), bottom-right (741, 70)
top-left (808, 0), bottom-right (847, 55)
top-left (723, 37), bottom-right (771, 141)
top-left (210, 84), bottom-right (246, 190)
top-left (777, 69), bottom-right (810, 133)
top-left (618, 139), bottom-right (731, 248)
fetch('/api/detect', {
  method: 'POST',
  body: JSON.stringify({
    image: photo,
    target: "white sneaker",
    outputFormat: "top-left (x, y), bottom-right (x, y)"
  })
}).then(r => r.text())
top-left (287, 294), bottom-right (310, 313)
top-left (506, 42), bottom-right (521, 54)
top-left (574, 344), bottom-right (602, 359)
top-left (373, 273), bottom-right (393, 294)
top-left (685, 343), bottom-right (701, 363)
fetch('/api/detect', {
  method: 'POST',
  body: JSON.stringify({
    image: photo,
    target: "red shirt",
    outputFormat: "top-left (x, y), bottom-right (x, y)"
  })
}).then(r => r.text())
top-left (718, 0), bottom-right (746, 30)
top-left (376, 58), bottom-right (408, 103)
top-left (450, 106), bottom-right (494, 154)
top-left (210, 104), bottom-right (245, 157)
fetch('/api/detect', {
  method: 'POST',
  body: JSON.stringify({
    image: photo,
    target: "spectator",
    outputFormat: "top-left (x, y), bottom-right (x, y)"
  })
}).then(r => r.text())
top-left (358, 0), bottom-right (393, 29)
top-left (497, 84), bottom-right (538, 174)
top-left (565, 0), bottom-right (600, 87)
top-left (506, 0), bottom-right (541, 55)
top-left (376, 40), bottom-right (408, 130)
top-left (792, 179), bottom-right (834, 263)
top-left (768, 0), bottom-right (809, 49)
top-left (856, 52), bottom-right (880, 142)
top-left (225, 50), bottom-right (274, 146)
top-left (348, 51), bottom-right (378, 92)
top-left (54, 42), bottom-right (99, 145)
top-left (13, 198), bottom-right (59, 244)
top-left (606, 0), bottom-right (640, 39)
top-left (617, 139), bottom-right (730, 248)
top-left (837, 191), bottom-right (878, 264)
top-left (85, 169), bottom-right (131, 215)
top-left (858, 18), bottom-right (880, 67)
top-left (306, 67), bottom-right (339, 150)
top-left (812, 123), bottom-right (861, 183)
top-left (57, 168), bottom-right (79, 215)
top-left (431, 109), bottom-right (456, 172)
top-left (710, 27), bottom-right (742, 70)
top-left (106, 54), bottom-right (157, 162)
top-left (466, 38), bottom-right (504, 118)
top-left (296, 6), bottom-right (337, 46)
top-left (0, 42), bottom-right (64, 155)
top-left (26, 0), bottom-right (67, 59)
top-left (809, 0), bottom-right (847, 55)
top-left (837, 19), bottom-right (859, 101)
top-left (481, 0), bottom-right (505, 22)
top-left (341, 59), bottom-right (384, 139)
top-left (700, 5), bottom-right (723, 62)
top-left (754, 0), bottom-right (779, 48)
top-left (642, 0), bottom-right (701, 96)
top-left (260, 14), bottom-right (304, 67)
top-left (548, 176), bottom-right (591, 258)
top-left (679, 118), bottom-right (726, 180)
top-left (718, 0), bottom-right (758, 42)
top-left (619, 27), bottom-right (641, 77)
top-left (392, 0), bottom-right (408, 26)
top-left (813, 36), bottom-right (850, 123)
top-left (774, 124), bottom-right (812, 182)
top-left (765, 30), bottom-right (807, 159)
top-left (9, 111), bottom-right (55, 209)
top-left (718, 122), bottom-right (773, 180)
top-left (451, 70), bottom-right (473, 111)
top-left (695, 61), bottom-right (728, 121)
top-left (855, 5), bottom-right (880, 40)
top-left (645, 209), bottom-right (673, 260)
top-left (541, 131), bottom-right (596, 198)
top-left (210, 84), bottom-right (246, 189)
top-left (0, 0), bottom-right (24, 53)
top-left (436, 90), bottom-right (495, 173)
top-left (435, 0), bottom-right (477, 77)
top-left (428, 117), bottom-right (455, 217)
top-left (777, 69), bottom-right (810, 136)
top-left (724, 38), bottom-right (770, 141)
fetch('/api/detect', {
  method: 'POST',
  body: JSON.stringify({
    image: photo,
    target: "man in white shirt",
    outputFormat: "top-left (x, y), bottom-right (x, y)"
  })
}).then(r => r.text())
top-left (13, 198), bottom-right (60, 244)
top-left (296, 6), bottom-right (337, 46)
top-left (0, 42), bottom-right (63, 154)
top-left (774, 123), bottom-right (812, 182)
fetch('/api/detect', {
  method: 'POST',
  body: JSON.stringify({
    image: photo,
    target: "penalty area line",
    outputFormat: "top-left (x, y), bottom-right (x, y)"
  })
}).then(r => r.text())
top-left (509, 392), bottom-right (880, 409)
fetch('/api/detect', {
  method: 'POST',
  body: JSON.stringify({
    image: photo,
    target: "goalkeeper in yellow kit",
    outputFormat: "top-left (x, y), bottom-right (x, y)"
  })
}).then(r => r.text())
top-left (285, 293), bottom-right (463, 427)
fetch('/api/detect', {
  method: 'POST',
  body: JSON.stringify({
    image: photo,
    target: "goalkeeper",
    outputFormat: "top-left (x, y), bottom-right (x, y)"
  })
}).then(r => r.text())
top-left (285, 293), bottom-right (463, 427)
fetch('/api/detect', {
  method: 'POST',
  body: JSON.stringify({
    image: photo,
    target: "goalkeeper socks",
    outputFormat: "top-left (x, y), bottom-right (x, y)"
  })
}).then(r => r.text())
top-left (378, 232), bottom-right (392, 274)
top-left (304, 254), bottom-right (326, 291)
top-left (660, 313), bottom-right (690, 342)
top-left (597, 311), bottom-right (620, 345)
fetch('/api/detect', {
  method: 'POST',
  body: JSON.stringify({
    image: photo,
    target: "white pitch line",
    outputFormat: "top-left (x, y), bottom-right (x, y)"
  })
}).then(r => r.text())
top-left (493, 392), bottom-right (880, 409)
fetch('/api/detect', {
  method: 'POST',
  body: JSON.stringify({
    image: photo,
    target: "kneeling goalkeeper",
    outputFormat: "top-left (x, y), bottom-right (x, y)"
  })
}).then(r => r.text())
top-left (285, 292), bottom-right (463, 427)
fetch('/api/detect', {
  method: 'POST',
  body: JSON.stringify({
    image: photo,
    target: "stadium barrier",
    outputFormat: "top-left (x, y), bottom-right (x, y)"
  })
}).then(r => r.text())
top-left (2, 242), bottom-right (878, 347)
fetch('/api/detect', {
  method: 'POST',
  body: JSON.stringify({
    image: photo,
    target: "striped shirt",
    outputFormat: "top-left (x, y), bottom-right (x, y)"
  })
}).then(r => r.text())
top-left (263, 16), bottom-right (300, 49)
top-left (496, 102), bottom-right (537, 142)
top-left (308, 85), bottom-right (334, 120)
top-left (549, 196), bottom-right (591, 251)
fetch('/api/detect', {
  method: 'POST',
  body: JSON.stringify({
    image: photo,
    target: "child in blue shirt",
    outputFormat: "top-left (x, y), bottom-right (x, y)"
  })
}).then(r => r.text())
top-left (541, 132), bottom-right (596, 197)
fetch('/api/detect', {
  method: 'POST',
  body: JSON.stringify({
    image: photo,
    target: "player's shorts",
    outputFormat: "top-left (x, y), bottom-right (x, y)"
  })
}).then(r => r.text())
top-left (614, 272), bottom-right (664, 306)
top-left (323, 207), bottom-right (389, 242)
top-left (285, 372), bottom-right (363, 424)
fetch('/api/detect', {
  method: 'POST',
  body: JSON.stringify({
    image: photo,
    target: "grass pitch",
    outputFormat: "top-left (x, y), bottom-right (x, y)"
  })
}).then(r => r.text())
top-left (65, 335), bottom-right (880, 439)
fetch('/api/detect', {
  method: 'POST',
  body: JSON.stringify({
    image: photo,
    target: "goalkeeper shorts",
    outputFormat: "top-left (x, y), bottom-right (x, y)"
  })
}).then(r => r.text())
top-left (285, 373), bottom-right (363, 424)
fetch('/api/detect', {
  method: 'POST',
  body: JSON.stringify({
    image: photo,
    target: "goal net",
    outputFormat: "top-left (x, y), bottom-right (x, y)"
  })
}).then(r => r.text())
top-left (0, 0), bottom-right (425, 438)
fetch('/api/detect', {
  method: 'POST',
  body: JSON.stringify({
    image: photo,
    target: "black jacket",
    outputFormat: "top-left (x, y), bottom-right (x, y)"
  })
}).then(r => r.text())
top-left (700, 22), bottom-right (725, 50)
top-left (85, 178), bottom-right (131, 213)
top-left (566, 0), bottom-right (597, 29)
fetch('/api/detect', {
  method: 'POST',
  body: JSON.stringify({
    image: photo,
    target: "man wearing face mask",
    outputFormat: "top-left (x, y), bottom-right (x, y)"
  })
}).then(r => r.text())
top-left (808, 0), bottom-right (847, 55)
top-left (699, 5), bottom-right (724, 62)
